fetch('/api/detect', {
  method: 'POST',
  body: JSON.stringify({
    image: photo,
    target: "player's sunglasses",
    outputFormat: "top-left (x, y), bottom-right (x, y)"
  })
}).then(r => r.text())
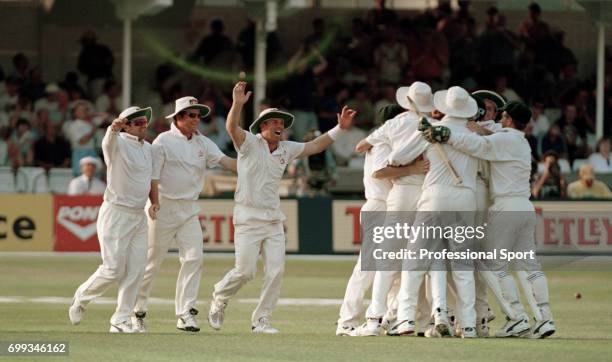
top-left (185, 112), bottom-right (201, 119)
top-left (127, 118), bottom-right (147, 126)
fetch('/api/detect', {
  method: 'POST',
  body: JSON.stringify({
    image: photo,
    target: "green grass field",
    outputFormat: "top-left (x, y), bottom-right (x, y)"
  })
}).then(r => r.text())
top-left (1, 254), bottom-right (611, 361)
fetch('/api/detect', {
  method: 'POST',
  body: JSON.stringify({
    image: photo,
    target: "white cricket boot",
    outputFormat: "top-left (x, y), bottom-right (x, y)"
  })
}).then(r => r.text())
top-left (252, 317), bottom-right (279, 334)
top-left (433, 308), bottom-right (451, 337)
top-left (335, 324), bottom-right (355, 336)
top-left (476, 317), bottom-right (490, 337)
top-left (110, 320), bottom-right (135, 333)
top-left (131, 311), bottom-right (146, 333)
top-left (495, 315), bottom-right (530, 338)
top-left (387, 320), bottom-right (416, 336)
top-left (461, 327), bottom-right (478, 338)
top-left (351, 318), bottom-right (382, 337)
top-left (68, 300), bottom-right (85, 326)
top-left (529, 320), bottom-right (556, 339)
top-left (208, 300), bottom-right (227, 331)
top-left (177, 308), bottom-right (200, 332)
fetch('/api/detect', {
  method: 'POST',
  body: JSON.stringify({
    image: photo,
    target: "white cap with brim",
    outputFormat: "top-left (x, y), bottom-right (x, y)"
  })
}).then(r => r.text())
top-left (249, 108), bottom-right (294, 134)
top-left (433, 86), bottom-right (478, 119)
top-left (119, 106), bottom-right (153, 126)
top-left (396, 81), bottom-right (435, 112)
top-left (79, 156), bottom-right (102, 169)
top-left (45, 83), bottom-right (60, 94)
top-left (165, 96), bottom-right (211, 119)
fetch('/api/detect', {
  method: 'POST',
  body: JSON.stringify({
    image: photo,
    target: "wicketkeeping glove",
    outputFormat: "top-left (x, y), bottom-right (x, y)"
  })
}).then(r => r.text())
top-left (418, 117), bottom-right (432, 132)
top-left (422, 126), bottom-right (451, 143)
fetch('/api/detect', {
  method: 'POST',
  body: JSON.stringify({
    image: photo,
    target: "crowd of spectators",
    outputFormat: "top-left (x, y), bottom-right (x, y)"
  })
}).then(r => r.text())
top-left (0, 1), bottom-right (610, 198)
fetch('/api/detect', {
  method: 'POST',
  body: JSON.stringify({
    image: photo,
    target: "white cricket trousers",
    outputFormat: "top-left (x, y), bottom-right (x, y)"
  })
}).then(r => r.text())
top-left (213, 221), bottom-right (285, 325)
top-left (397, 185), bottom-right (477, 328)
top-left (367, 184), bottom-right (429, 324)
top-left (337, 198), bottom-right (386, 327)
top-left (135, 197), bottom-right (203, 317)
top-left (72, 201), bottom-right (147, 325)
top-left (474, 179), bottom-right (491, 322)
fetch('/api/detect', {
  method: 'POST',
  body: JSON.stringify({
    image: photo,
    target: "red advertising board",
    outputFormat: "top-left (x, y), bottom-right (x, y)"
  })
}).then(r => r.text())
top-left (54, 195), bottom-right (103, 251)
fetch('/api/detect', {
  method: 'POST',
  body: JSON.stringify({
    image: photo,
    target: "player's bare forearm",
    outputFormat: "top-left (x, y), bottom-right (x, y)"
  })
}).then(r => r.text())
top-left (373, 157), bottom-right (429, 179)
top-left (149, 180), bottom-right (159, 205)
top-left (355, 138), bottom-right (373, 153)
top-left (219, 156), bottom-right (237, 173)
top-left (226, 82), bottom-right (251, 149)
top-left (298, 133), bottom-right (334, 158)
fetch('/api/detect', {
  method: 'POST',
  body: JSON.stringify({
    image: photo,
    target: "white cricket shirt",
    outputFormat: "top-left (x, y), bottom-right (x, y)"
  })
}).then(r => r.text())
top-left (389, 116), bottom-right (478, 193)
top-left (366, 111), bottom-right (426, 186)
top-left (153, 122), bottom-right (225, 200)
top-left (448, 127), bottom-right (531, 199)
top-left (101, 128), bottom-right (152, 209)
top-left (363, 143), bottom-right (392, 201)
top-left (233, 131), bottom-right (304, 225)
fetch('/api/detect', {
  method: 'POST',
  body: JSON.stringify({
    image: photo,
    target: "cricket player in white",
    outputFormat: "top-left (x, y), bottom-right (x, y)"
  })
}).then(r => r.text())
top-left (69, 106), bottom-right (158, 333)
top-left (133, 96), bottom-right (237, 333)
top-left (351, 82), bottom-right (435, 337)
top-left (208, 81), bottom-right (356, 333)
top-left (336, 104), bottom-right (429, 336)
top-left (388, 86), bottom-right (480, 338)
top-left (433, 100), bottom-right (555, 339)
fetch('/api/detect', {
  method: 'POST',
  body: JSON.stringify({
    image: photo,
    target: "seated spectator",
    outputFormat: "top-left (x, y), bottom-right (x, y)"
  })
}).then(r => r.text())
top-left (289, 129), bottom-right (337, 196)
top-left (198, 99), bottom-right (231, 153)
top-left (530, 99), bottom-right (550, 138)
top-left (77, 31), bottom-right (114, 99)
top-left (540, 123), bottom-right (568, 160)
top-left (67, 156), bottom-right (106, 195)
top-left (0, 76), bottom-right (19, 116)
top-left (95, 79), bottom-right (121, 115)
top-left (10, 118), bottom-right (35, 167)
top-left (532, 150), bottom-right (566, 199)
top-left (556, 103), bottom-right (591, 162)
top-left (331, 121), bottom-right (366, 167)
top-left (523, 121), bottom-right (539, 161)
top-left (374, 26), bottom-right (408, 84)
top-left (494, 74), bottom-right (522, 102)
top-left (34, 122), bottom-right (71, 171)
top-left (0, 127), bottom-right (9, 166)
top-left (63, 100), bottom-right (98, 175)
top-left (346, 85), bottom-right (374, 130)
top-left (588, 137), bottom-right (612, 173)
top-left (25, 66), bottom-right (46, 102)
top-left (567, 164), bottom-right (612, 199)
top-left (34, 83), bottom-right (60, 114)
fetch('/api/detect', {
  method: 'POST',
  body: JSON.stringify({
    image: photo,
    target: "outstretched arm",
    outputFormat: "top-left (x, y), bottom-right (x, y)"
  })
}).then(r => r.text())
top-left (219, 156), bottom-right (237, 173)
top-left (297, 105), bottom-right (357, 158)
top-left (226, 82), bottom-right (251, 150)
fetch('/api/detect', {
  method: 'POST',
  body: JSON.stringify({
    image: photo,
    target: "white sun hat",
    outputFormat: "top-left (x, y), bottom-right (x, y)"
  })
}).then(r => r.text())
top-left (395, 81), bottom-right (435, 112)
top-left (119, 106), bottom-right (153, 126)
top-left (165, 96), bottom-right (211, 119)
top-left (249, 108), bottom-right (294, 134)
top-left (433, 86), bottom-right (478, 118)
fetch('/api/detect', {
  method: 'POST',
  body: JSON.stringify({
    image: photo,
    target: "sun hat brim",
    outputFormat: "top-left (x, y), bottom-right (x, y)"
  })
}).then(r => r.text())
top-left (165, 104), bottom-right (211, 119)
top-left (249, 110), bottom-right (294, 134)
top-left (471, 90), bottom-right (506, 110)
top-left (126, 107), bottom-right (153, 125)
top-left (433, 90), bottom-right (478, 119)
top-left (396, 86), bottom-right (435, 112)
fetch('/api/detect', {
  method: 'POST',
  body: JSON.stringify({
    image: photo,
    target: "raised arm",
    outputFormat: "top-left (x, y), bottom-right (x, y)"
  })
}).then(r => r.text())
top-left (226, 81), bottom-right (251, 150)
top-left (297, 105), bottom-right (356, 158)
top-left (448, 131), bottom-right (519, 162)
top-left (101, 117), bottom-right (127, 163)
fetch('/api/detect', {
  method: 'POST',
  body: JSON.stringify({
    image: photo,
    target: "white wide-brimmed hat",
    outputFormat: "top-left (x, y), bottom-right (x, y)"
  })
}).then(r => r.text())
top-left (249, 108), bottom-right (294, 134)
top-left (396, 81), bottom-right (435, 113)
top-left (165, 96), bottom-right (211, 119)
top-left (433, 86), bottom-right (478, 118)
top-left (119, 106), bottom-right (153, 126)
top-left (79, 156), bottom-right (102, 169)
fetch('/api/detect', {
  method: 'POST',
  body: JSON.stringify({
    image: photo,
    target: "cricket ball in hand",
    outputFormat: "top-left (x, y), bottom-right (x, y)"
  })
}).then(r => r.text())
top-left (239, 71), bottom-right (246, 80)
top-left (575, 292), bottom-right (582, 299)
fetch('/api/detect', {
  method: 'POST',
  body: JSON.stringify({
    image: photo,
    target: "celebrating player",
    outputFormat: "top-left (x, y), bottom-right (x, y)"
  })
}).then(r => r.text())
top-left (207, 81), bottom-right (356, 333)
top-left (68, 106), bottom-right (157, 333)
